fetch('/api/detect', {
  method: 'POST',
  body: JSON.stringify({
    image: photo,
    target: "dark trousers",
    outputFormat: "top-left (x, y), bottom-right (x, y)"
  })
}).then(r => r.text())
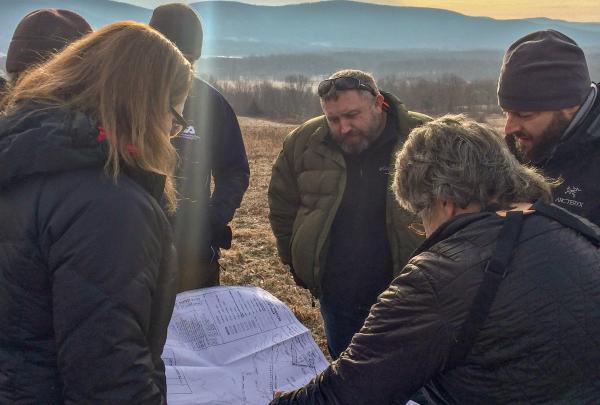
top-left (319, 298), bottom-right (371, 360)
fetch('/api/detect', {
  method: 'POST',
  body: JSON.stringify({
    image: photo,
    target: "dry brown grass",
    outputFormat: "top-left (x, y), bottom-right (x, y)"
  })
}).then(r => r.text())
top-left (219, 117), bottom-right (330, 357)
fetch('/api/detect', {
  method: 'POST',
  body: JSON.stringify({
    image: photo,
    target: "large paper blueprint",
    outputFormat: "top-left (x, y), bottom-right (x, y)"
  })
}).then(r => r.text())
top-left (162, 286), bottom-right (329, 404)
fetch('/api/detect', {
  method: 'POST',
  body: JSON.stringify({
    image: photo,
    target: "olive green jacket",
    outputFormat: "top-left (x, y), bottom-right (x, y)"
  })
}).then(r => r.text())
top-left (268, 91), bottom-right (430, 297)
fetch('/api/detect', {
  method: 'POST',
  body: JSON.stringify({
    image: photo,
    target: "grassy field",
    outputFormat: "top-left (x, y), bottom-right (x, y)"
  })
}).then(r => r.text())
top-left (218, 117), bottom-right (329, 355)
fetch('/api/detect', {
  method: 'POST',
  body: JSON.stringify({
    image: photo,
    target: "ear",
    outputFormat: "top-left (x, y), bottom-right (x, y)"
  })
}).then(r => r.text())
top-left (374, 93), bottom-right (385, 111)
top-left (441, 199), bottom-right (457, 219)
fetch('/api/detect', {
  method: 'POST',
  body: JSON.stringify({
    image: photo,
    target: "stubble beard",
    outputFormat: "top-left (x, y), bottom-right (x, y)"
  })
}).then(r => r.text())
top-left (334, 109), bottom-right (384, 155)
top-left (512, 112), bottom-right (571, 164)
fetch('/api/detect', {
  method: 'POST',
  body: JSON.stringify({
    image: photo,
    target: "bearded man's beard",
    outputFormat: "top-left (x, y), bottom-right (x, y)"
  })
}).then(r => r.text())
top-left (332, 110), bottom-right (383, 155)
top-left (510, 112), bottom-right (571, 165)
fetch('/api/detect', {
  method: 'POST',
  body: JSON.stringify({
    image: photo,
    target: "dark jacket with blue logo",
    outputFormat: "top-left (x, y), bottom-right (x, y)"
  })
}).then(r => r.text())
top-left (170, 78), bottom-right (249, 265)
top-left (0, 103), bottom-right (177, 404)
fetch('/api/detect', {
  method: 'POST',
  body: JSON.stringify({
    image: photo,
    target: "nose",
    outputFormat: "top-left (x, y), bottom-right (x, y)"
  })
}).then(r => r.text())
top-left (340, 118), bottom-right (352, 135)
top-left (504, 112), bottom-right (521, 135)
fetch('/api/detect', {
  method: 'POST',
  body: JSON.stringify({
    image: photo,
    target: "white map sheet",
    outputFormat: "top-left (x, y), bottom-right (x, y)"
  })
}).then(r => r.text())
top-left (162, 286), bottom-right (329, 405)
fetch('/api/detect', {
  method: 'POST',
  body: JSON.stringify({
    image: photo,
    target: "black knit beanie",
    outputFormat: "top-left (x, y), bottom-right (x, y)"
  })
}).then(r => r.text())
top-left (6, 9), bottom-right (92, 74)
top-left (150, 3), bottom-right (203, 61)
top-left (497, 29), bottom-right (591, 111)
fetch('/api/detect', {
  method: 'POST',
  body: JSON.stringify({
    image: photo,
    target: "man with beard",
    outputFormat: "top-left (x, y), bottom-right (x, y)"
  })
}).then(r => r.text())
top-left (498, 29), bottom-right (600, 225)
top-left (268, 69), bottom-right (430, 359)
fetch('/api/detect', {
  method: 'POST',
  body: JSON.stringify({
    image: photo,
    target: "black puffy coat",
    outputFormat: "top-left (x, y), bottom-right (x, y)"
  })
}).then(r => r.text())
top-left (0, 103), bottom-right (177, 403)
top-left (272, 205), bottom-right (600, 404)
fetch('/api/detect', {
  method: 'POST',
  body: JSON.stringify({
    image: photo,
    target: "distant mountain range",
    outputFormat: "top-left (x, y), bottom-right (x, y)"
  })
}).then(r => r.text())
top-left (1, 0), bottom-right (599, 57)
top-left (1, 0), bottom-right (599, 80)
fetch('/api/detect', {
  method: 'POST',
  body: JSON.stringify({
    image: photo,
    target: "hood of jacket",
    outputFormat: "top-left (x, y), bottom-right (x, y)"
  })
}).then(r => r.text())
top-left (0, 102), bottom-right (107, 190)
top-left (0, 102), bottom-right (166, 200)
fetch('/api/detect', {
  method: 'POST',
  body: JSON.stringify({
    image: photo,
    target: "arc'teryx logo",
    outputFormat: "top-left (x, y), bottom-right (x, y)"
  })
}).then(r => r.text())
top-left (555, 185), bottom-right (584, 208)
top-left (565, 186), bottom-right (582, 198)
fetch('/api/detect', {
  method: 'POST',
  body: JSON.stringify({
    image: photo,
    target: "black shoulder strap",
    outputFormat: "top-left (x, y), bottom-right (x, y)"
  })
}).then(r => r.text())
top-left (532, 200), bottom-right (600, 247)
top-left (446, 211), bottom-right (524, 369)
top-left (446, 203), bottom-right (600, 370)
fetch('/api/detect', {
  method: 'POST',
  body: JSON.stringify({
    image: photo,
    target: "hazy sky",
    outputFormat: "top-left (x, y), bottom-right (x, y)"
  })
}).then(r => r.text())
top-left (122, 0), bottom-right (600, 22)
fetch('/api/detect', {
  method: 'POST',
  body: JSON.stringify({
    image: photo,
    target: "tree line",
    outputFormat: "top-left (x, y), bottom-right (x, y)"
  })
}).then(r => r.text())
top-left (206, 73), bottom-right (501, 122)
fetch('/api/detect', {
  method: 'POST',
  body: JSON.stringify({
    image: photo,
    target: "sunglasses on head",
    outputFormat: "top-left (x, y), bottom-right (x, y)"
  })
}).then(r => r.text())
top-left (170, 106), bottom-right (190, 138)
top-left (317, 76), bottom-right (378, 97)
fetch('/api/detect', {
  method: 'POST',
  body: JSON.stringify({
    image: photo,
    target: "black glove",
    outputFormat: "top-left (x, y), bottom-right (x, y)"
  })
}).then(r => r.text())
top-left (289, 265), bottom-right (308, 289)
top-left (212, 225), bottom-right (232, 249)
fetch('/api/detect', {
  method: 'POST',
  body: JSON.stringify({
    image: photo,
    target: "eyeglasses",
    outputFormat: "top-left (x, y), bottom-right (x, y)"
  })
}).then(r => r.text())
top-left (408, 209), bottom-right (426, 237)
top-left (170, 106), bottom-right (190, 138)
top-left (408, 222), bottom-right (426, 237)
top-left (317, 76), bottom-right (378, 97)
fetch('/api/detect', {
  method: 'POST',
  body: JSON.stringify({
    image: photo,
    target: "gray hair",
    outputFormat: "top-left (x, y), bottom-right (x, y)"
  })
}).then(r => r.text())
top-left (320, 69), bottom-right (379, 101)
top-left (393, 114), bottom-right (555, 213)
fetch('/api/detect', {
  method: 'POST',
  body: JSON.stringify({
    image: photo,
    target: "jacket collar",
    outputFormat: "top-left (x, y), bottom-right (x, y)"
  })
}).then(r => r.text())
top-left (411, 211), bottom-right (495, 257)
top-left (541, 83), bottom-right (600, 166)
top-left (122, 166), bottom-right (166, 201)
top-left (562, 83), bottom-right (597, 140)
top-left (566, 83), bottom-right (600, 144)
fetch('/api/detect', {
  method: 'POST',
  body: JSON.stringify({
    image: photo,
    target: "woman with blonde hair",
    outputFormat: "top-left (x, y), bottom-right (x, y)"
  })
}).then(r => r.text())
top-left (0, 22), bottom-right (192, 403)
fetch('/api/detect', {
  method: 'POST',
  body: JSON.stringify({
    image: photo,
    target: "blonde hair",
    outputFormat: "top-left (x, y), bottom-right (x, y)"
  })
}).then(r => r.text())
top-left (2, 21), bottom-right (193, 211)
